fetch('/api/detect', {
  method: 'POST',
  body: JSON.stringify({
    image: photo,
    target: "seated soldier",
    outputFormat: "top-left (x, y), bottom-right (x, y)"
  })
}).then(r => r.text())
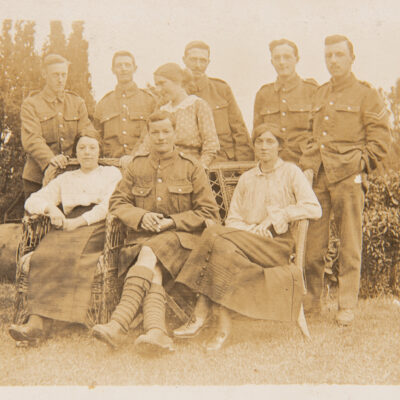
top-left (92, 110), bottom-right (219, 352)
top-left (173, 123), bottom-right (322, 351)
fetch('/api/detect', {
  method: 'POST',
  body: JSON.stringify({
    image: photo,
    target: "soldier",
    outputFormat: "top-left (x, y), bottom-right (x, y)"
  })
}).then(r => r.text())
top-left (92, 110), bottom-right (219, 353)
top-left (253, 39), bottom-right (318, 164)
top-left (183, 40), bottom-right (254, 161)
top-left (300, 35), bottom-right (390, 325)
top-left (21, 54), bottom-right (93, 198)
top-left (94, 51), bottom-right (156, 167)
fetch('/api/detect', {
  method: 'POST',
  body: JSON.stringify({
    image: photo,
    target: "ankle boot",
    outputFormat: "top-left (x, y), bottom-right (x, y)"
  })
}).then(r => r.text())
top-left (9, 314), bottom-right (45, 342)
top-left (173, 294), bottom-right (211, 338)
top-left (92, 265), bottom-right (152, 348)
top-left (135, 284), bottom-right (175, 353)
top-left (205, 306), bottom-right (231, 352)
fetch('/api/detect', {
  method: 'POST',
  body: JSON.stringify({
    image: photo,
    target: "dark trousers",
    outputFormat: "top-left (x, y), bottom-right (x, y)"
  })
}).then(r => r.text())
top-left (23, 179), bottom-right (42, 200)
top-left (305, 166), bottom-right (364, 310)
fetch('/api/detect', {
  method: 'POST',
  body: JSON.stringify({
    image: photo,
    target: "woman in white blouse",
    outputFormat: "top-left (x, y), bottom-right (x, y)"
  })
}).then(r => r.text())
top-left (173, 123), bottom-right (322, 351)
top-left (9, 129), bottom-right (121, 343)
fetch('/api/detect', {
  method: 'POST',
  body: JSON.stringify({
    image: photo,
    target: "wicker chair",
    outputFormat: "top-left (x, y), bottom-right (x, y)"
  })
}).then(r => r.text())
top-left (14, 160), bottom-right (312, 338)
top-left (13, 158), bottom-right (121, 328)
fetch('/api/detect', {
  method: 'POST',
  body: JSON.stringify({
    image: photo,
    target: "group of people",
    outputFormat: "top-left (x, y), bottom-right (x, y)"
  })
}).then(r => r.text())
top-left (8, 34), bottom-right (391, 354)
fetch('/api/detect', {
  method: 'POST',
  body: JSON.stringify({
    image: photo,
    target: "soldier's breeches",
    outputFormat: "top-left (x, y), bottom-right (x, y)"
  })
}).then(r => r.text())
top-left (305, 168), bottom-right (364, 310)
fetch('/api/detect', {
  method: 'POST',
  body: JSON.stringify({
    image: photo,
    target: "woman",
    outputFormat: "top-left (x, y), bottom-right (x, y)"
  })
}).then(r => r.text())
top-left (9, 129), bottom-right (122, 343)
top-left (173, 123), bottom-right (322, 351)
top-left (139, 62), bottom-right (219, 168)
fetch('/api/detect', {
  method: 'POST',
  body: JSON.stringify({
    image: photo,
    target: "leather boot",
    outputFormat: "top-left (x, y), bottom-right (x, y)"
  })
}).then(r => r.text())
top-left (205, 305), bottom-right (231, 352)
top-left (135, 284), bottom-right (175, 353)
top-left (92, 265), bottom-right (152, 348)
top-left (173, 294), bottom-right (211, 338)
top-left (9, 314), bottom-right (47, 342)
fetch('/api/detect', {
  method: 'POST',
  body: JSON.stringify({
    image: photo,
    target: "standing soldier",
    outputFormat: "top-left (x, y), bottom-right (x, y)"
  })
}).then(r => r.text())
top-left (183, 41), bottom-right (254, 161)
top-left (21, 54), bottom-right (93, 198)
top-left (253, 39), bottom-right (318, 164)
top-left (300, 35), bottom-right (390, 325)
top-left (94, 51), bottom-right (156, 167)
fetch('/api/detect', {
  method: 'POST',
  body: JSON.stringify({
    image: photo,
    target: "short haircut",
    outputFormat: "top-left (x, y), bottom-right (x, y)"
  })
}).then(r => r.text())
top-left (72, 128), bottom-right (103, 157)
top-left (147, 110), bottom-right (176, 130)
top-left (42, 54), bottom-right (70, 69)
top-left (269, 39), bottom-right (298, 59)
top-left (112, 50), bottom-right (136, 68)
top-left (184, 40), bottom-right (210, 57)
top-left (325, 35), bottom-right (354, 57)
top-left (252, 123), bottom-right (284, 146)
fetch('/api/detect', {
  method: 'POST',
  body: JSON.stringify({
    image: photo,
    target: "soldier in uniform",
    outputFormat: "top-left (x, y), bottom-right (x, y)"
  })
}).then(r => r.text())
top-left (93, 51), bottom-right (156, 167)
top-left (182, 41), bottom-right (254, 161)
top-left (300, 35), bottom-right (390, 325)
top-left (92, 110), bottom-right (219, 353)
top-left (21, 54), bottom-right (93, 198)
top-left (253, 39), bottom-right (318, 165)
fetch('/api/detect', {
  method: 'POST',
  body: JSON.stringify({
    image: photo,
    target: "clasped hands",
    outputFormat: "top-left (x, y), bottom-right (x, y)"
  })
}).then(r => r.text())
top-left (250, 217), bottom-right (273, 239)
top-left (45, 205), bottom-right (85, 231)
top-left (141, 212), bottom-right (175, 233)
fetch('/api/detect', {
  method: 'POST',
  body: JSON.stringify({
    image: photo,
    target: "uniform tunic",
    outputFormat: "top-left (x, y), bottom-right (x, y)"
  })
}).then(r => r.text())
top-left (253, 74), bottom-right (318, 164)
top-left (109, 149), bottom-right (219, 278)
top-left (176, 159), bottom-right (321, 321)
top-left (21, 86), bottom-right (93, 184)
top-left (25, 166), bottom-right (122, 324)
top-left (185, 75), bottom-right (254, 161)
top-left (94, 82), bottom-right (156, 157)
top-left (299, 73), bottom-right (391, 310)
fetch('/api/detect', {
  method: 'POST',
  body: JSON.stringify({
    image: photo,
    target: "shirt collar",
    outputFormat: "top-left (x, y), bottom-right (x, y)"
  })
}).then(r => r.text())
top-left (255, 158), bottom-right (284, 175)
top-left (329, 72), bottom-right (356, 92)
top-left (274, 73), bottom-right (300, 93)
top-left (149, 148), bottom-right (178, 170)
top-left (115, 81), bottom-right (138, 98)
top-left (41, 85), bottom-right (65, 103)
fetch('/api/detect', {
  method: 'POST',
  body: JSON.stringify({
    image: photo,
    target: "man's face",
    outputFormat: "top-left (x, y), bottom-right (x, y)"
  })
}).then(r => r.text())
top-left (183, 48), bottom-right (210, 78)
top-left (271, 44), bottom-right (298, 79)
top-left (325, 41), bottom-right (354, 80)
top-left (148, 118), bottom-right (176, 155)
top-left (254, 131), bottom-right (280, 164)
top-left (43, 62), bottom-right (68, 94)
top-left (112, 55), bottom-right (136, 84)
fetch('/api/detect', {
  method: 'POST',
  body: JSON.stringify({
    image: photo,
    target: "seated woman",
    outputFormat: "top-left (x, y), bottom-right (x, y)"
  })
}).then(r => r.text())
top-left (138, 62), bottom-right (220, 168)
top-left (173, 123), bottom-right (322, 351)
top-left (9, 129), bottom-right (122, 343)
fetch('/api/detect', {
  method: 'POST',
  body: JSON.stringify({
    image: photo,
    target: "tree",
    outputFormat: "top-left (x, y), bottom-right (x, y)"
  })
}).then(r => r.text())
top-left (42, 20), bottom-right (67, 57)
top-left (66, 21), bottom-right (95, 117)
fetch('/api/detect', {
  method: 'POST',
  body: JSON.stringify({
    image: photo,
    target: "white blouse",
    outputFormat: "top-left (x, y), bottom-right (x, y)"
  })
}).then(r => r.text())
top-left (225, 159), bottom-right (322, 234)
top-left (25, 166), bottom-right (122, 225)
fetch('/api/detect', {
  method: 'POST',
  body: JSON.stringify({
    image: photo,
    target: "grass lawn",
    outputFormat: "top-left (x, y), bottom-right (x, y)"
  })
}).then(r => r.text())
top-left (1, 281), bottom-right (400, 386)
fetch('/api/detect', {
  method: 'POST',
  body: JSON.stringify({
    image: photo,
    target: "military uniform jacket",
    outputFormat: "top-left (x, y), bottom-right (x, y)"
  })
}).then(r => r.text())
top-left (21, 86), bottom-right (93, 184)
top-left (299, 73), bottom-right (390, 183)
top-left (253, 74), bottom-right (318, 164)
top-left (185, 75), bottom-right (254, 161)
top-left (109, 150), bottom-right (219, 250)
top-left (94, 82), bottom-right (156, 157)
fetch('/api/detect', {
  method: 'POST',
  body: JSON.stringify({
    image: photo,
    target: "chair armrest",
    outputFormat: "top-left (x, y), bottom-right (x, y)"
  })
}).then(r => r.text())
top-left (17, 214), bottom-right (51, 262)
top-left (102, 213), bottom-right (127, 269)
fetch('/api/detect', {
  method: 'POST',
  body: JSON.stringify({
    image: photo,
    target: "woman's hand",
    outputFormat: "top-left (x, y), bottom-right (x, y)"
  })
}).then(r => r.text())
top-left (45, 205), bottom-right (66, 229)
top-left (63, 217), bottom-right (87, 232)
top-left (251, 217), bottom-right (273, 239)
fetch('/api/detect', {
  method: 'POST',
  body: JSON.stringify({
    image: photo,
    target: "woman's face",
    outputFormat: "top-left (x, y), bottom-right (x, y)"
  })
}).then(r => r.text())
top-left (254, 131), bottom-right (280, 164)
top-left (76, 136), bottom-right (100, 172)
top-left (154, 75), bottom-right (181, 101)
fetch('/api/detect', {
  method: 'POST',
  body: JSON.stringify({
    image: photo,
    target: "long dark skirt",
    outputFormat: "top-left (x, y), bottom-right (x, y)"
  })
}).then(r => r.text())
top-left (176, 225), bottom-right (304, 322)
top-left (27, 206), bottom-right (105, 324)
top-left (119, 231), bottom-right (192, 279)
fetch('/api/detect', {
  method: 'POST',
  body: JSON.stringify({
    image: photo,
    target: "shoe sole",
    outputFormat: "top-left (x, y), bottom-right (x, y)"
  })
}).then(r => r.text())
top-left (92, 327), bottom-right (118, 349)
top-left (9, 326), bottom-right (43, 342)
top-left (135, 340), bottom-right (175, 355)
top-left (173, 317), bottom-right (211, 339)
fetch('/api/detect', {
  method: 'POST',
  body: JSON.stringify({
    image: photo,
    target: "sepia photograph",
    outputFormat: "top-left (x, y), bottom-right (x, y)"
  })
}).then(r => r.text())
top-left (0, 0), bottom-right (400, 397)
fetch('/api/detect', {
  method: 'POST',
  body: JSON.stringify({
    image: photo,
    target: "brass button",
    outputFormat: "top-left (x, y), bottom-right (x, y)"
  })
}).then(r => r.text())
top-left (157, 196), bottom-right (162, 201)
top-left (157, 178), bottom-right (162, 183)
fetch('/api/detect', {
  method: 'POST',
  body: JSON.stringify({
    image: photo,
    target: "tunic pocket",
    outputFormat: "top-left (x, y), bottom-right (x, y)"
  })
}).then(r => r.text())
top-left (132, 186), bottom-right (152, 208)
top-left (212, 102), bottom-right (230, 134)
top-left (129, 111), bottom-right (148, 138)
top-left (287, 103), bottom-right (312, 130)
top-left (39, 112), bottom-right (57, 144)
top-left (168, 184), bottom-right (193, 212)
top-left (259, 106), bottom-right (280, 125)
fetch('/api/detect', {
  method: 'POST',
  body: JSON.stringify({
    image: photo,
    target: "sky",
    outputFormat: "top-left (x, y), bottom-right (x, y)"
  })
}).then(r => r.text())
top-left (1, 0), bottom-right (400, 128)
